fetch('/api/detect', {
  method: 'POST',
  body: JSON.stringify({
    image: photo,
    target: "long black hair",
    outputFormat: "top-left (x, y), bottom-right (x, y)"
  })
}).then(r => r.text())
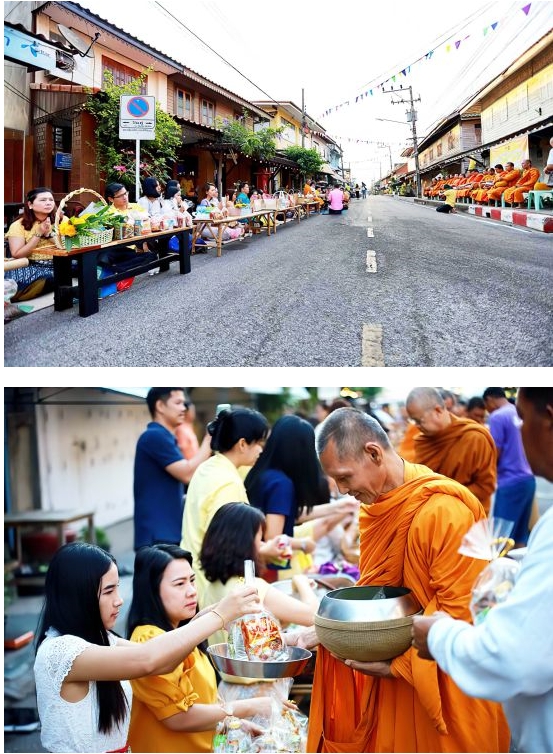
top-left (245, 414), bottom-right (329, 517)
top-left (207, 407), bottom-right (269, 452)
top-left (35, 542), bottom-right (129, 735)
top-left (126, 544), bottom-right (193, 638)
top-left (20, 187), bottom-right (56, 231)
top-left (200, 503), bottom-right (265, 584)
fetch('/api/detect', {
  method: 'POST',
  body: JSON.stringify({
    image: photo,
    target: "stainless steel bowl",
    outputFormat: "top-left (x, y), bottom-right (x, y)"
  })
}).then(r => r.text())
top-left (207, 643), bottom-right (312, 679)
top-left (317, 585), bottom-right (420, 622)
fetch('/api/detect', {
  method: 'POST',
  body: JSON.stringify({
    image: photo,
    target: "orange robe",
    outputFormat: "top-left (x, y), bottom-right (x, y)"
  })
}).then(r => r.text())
top-left (503, 167), bottom-right (541, 205)
top-left (487, 169), bottom-right (521, 202)
top-left (307, 463), bottom-right (509, 753)
top-left (475, 171), bottom-right (507, 203)
top-left (397, 422), bottom-right (420, 462)
top-left (413, 414), bottom-right (496, 514)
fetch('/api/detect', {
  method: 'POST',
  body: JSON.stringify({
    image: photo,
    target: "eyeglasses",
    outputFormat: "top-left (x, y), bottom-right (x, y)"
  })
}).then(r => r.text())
top-left (113, 190), bottom-right (128, 199)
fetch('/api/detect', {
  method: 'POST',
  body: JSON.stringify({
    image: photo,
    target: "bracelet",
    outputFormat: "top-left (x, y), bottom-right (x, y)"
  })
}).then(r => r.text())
top-left (34, 232), bottom-right (42, 238)
top-left (210, 609), bottom-right (226, 629)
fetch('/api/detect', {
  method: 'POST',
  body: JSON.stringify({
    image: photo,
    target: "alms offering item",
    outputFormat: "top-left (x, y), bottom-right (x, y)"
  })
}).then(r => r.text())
top-left (458, 517), bottom-right (520, 624)
top-left (227, 560), bottom-right (288, 662)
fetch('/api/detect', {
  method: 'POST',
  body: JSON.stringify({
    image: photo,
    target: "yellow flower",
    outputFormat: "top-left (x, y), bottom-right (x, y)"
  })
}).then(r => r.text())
top-left (71, 216), bottom-right (87, 226)
top-left (59, 219), bottom-right (77, 237)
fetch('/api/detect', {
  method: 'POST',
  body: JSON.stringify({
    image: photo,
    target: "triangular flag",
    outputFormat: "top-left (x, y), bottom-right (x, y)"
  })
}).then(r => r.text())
top-left (392, 75), bottom-right (396, 82)
top-left (455, 40), bottom-right (461, 49)
top-left (483, 26), bottom-right (489, 35)
top-left (491, 22), bottom-right (498, 30)
top-left (369, 89), bottom-right (373, 95)
top-left (426, 50), bottom-right (434, 59)
top-left (522, 3), bottom-right (531, 15)
top-left (401, 69), bottom-right (407, 76)
top-left (446, 44), bottom-right (451, 52)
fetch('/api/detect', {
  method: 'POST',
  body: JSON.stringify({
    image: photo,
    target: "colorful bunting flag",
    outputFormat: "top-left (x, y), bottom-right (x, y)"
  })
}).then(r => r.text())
top-left (317, 2), bottom-right (534, 119)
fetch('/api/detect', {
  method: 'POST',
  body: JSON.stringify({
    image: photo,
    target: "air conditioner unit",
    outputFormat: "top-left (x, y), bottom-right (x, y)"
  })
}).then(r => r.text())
top-left (55, 51), bottom-right (75, 71)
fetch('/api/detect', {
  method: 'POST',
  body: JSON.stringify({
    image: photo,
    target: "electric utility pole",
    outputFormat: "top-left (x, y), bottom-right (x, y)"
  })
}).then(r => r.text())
top-left (381, 85), bottom-right (422, 198)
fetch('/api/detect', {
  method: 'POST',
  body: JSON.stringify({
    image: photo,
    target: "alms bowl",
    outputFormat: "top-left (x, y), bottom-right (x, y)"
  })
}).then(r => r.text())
top-left (317, 585), bottom-right (420, 623)
top-left (207, 643), bottom-right (312, 679)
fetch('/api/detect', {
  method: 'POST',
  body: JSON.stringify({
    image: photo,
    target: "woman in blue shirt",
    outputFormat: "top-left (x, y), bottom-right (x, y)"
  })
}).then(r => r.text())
top-left (245, 415), bottom-right (329, 579)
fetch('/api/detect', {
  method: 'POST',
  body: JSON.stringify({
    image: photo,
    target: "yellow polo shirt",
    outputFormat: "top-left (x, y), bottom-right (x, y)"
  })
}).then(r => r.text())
top-left (181, 453), bottom-right (248, 604)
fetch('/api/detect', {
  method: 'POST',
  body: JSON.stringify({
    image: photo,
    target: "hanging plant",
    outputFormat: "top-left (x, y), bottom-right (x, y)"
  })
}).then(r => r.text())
top-left (83, 69), bottom-right (182, 187)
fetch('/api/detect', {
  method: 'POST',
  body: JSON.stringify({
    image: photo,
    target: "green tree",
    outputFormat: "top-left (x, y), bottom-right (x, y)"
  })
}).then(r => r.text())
top-left (215, 114), bottom-right (283, 160)
top-left (283, 146), bottom-right (324, 177)
top-left (83, 69), bottom-right (182, 190)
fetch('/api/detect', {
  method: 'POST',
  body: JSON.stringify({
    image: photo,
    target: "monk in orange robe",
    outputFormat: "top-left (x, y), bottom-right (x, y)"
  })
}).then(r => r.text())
top-left (486, 162), bottom-right (521, 203)
top-left (397, 421), bottom-right (420, 462)
top-left (406, 387), bottom-right (497, 514)
top-left (503, 159), bottom-right (541, 207)
top-left (305, 408), bottom-right (509, 753)
top-left (473, 165), bottom-right (504, 203)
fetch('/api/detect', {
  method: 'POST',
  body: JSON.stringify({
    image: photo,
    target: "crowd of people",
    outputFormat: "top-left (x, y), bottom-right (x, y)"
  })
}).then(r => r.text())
top-left (28, 385), bottom-right (553, 753)
top-left (426, 139), bottom-right (553, 212)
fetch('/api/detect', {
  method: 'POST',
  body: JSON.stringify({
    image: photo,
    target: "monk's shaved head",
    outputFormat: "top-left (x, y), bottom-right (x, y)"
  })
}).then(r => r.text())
top-left (405, 387), bottom-right (451, 435)
top-left (406, 387), bottom-right (445, 411)
top-left (316, 407), bottom-right (391, 460)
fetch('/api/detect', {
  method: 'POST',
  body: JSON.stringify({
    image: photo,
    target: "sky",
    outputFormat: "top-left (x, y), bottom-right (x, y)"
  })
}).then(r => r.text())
top-left (78, 0), bottom-right (553, 184)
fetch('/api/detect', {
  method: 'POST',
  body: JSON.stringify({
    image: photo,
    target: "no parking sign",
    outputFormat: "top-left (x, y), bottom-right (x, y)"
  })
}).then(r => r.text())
top-left (119, 95), bottom-right (156, 140)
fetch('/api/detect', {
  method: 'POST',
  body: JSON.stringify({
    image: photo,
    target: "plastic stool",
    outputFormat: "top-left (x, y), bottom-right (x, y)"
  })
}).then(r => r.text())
top-left (526, 190), bottom-right (553, 211)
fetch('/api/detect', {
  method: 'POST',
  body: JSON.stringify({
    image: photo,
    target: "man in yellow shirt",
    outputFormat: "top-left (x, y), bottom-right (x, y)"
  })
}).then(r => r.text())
top-left (435, 184), bottom-right (457, 213)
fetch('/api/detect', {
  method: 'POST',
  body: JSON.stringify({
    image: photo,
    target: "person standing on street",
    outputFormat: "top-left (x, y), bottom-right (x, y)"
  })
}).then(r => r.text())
top-left (304, 407), bottom-right (508, 753)
top-left (483, 387), bottom-right (536, 545)
top-left (406, 387), bottom-right (497, 514)
top-left (412, 387), bottom-right (553, 754)
top-left (134, 388), bottom-right (210, 551)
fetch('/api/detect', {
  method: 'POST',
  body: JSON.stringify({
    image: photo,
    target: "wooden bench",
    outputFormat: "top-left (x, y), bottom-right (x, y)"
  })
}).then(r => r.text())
top-left (192, 210), bottom-right (276, 257)
top-left (50, 226), bottom-right (191, 317)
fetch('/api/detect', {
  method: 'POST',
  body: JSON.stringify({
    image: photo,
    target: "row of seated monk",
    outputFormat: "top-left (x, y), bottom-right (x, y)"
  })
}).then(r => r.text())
top-left (424, 159), bottom-right (546, 207)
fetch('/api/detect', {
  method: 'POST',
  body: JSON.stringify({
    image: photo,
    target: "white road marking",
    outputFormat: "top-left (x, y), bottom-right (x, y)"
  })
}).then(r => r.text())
top-left (367, 227), bottom-right (374, 237)
top-left (366, 249), bottom-right (377, 273)
top-left (361, 324), bottom-right (385, 366)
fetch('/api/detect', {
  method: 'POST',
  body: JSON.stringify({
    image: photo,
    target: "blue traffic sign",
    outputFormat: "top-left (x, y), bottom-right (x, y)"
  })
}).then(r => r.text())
top-left (127, 97), bottom-right (150, 118)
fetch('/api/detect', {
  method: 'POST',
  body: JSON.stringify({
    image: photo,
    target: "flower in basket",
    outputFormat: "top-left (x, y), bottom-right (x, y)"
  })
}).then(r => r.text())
top-left (59, 204), bottom-right (112, 237)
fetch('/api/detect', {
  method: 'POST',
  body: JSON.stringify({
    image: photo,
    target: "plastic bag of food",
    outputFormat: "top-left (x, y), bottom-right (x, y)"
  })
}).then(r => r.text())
top-left (458, 518), bottom-right (520, 625)
top-left (227, 561), bottom-right (288, 662)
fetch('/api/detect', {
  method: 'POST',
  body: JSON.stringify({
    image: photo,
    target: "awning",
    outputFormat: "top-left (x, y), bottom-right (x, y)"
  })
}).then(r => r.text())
top-left (318, 163), bottom-right (342, 181)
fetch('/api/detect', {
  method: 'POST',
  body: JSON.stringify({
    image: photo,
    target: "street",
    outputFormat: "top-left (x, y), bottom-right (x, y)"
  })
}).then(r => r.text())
top-left (4, 196), bottom-right (552, 367)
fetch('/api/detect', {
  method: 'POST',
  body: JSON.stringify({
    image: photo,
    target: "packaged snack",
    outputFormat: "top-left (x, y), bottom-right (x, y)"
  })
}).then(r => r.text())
top-left (458, 518), bottom-right (520, 625)
top-left (227, 560), bottom-right (288, 662)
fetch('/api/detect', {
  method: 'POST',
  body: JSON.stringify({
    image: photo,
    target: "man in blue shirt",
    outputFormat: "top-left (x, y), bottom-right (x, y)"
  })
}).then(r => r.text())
top-left (133, 388), bottom-right (210, 550)
top-left (483, 387), bottom-right (535, 546)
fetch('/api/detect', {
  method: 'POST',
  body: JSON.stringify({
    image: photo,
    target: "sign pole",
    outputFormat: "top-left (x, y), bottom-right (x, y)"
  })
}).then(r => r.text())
top-left (135, 139), bottom-right (140, 202)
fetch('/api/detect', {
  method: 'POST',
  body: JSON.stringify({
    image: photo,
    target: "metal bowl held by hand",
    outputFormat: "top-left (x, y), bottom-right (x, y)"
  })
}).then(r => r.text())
top-left (207, 643), bottom-right (312, 679)
top-left (315, 585), bottom-right (422, 662)
top-left (317, 585), bottom-right (420, 622)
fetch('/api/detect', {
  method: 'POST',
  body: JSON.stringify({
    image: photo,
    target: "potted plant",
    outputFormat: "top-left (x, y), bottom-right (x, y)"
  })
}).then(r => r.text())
top-left (80, 526), bottom-right (111, 553)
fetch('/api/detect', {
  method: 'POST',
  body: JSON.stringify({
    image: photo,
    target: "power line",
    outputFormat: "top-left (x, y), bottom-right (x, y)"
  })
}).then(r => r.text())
top-left (152, 1), bottom-right (280, 107)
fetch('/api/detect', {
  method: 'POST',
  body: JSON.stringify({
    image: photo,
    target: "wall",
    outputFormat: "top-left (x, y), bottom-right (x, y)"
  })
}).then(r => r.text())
top-left (35, 394), bottom-right (149, 528)
top-left (480, 58), bottom-right (553, 143)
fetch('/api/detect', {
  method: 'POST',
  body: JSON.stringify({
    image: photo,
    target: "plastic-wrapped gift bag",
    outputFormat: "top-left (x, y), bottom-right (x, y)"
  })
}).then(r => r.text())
top-left (458, 517), bottom-right (520, 625)
top-left (227, 560), bottom-right (288, 662)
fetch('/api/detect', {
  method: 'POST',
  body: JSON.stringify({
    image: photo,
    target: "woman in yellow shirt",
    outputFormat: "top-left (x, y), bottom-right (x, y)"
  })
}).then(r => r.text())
top-left (126, 544), bottom-right (273, 753)
top-left (180, 407), bottom-right (270, 605)
top-left (5, 187), bottom-right (57, 300)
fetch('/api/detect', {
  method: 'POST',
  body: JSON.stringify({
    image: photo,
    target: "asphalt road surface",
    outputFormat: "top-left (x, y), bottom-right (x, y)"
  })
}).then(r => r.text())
top-left (5, 196), bottom-right (552, 366)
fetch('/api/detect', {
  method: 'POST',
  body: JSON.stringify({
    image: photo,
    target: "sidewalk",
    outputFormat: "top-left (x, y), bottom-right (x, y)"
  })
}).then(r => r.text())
top-left (4, 521), bottom-right (136, 753)
top-left (413, 196), bottom-right (553, 232)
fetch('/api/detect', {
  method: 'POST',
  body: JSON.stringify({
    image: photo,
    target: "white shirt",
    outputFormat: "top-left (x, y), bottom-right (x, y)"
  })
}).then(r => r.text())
top-left (428, 506), bottom-right (553, 753)
top-left (137, 195), bottom-right (165, 216)
top-left (35, 628), bottom-right (131, 752)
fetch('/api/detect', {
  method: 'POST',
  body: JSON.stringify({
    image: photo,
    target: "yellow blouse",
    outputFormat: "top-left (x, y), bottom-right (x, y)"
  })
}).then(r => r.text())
top-left (5, 219), bottom-right (56, 261)
top-left (128, 625), bottom-right (218, 753)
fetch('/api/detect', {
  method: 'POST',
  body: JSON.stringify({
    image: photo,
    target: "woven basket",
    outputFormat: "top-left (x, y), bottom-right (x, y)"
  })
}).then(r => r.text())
top-left (314, 611), bottom-right (421, 662)
top-left (54, 188), bottom-right (113, 250)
